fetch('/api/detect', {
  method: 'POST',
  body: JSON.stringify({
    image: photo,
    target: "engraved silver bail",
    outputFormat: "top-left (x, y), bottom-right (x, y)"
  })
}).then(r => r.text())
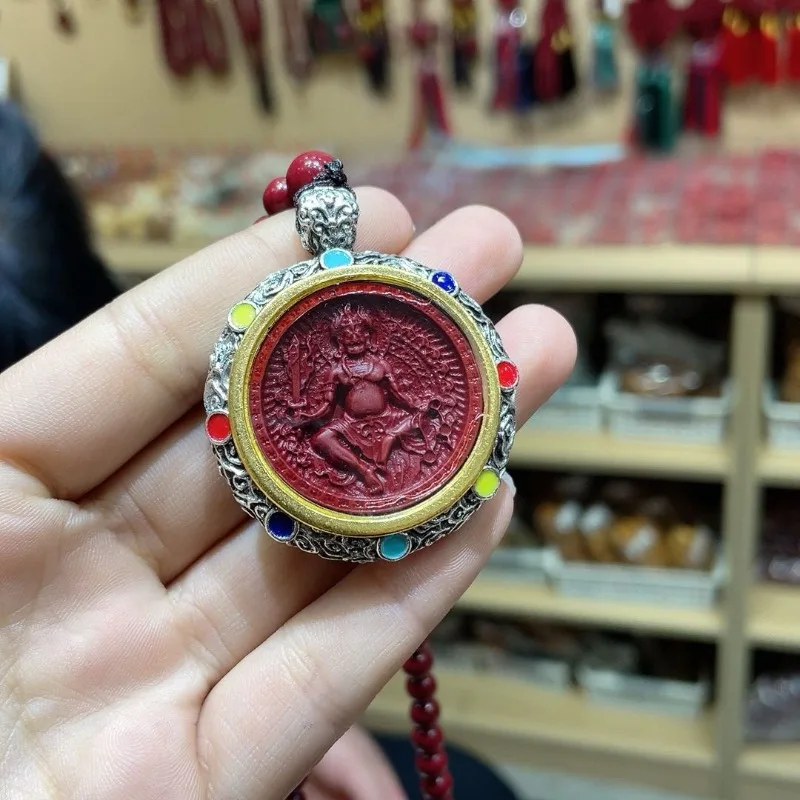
top-left (294, 161), bottom-right (359, 256)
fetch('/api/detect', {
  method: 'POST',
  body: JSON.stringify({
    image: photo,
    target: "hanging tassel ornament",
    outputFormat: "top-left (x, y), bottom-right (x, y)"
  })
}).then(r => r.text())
top-left (52, 0), bottom-right (77, 34)
top-left (757, 8), bottom-right (780, 85)
top-left (627, 0), bottom-right (682, 152)
top-left (280, 0), bottom-right (313, 82)
top-left (787, 10), bottom-right (800, 82)
top-left (352, 0), bottom-right (390, 94)
top-left (450, 0), bottom-right (479, 89)
top-left (592, 0), bottom-right (620, 92)
top-left (682, 0), bottom-right (724, 137)
top-left (408, 0), bottom-right (452, 149)
top-left (720, 5), bottom-right (755, 85)
top-left (231, 0), bottom-right (275, 112)
top-left (683, 41), bottom-right (724, 135)
top-left (491, 0), bottom-right (527, 111)
top-left (535, 0), bottom-right (577, 103)
top-left (307, 0), bottom-right (352, 55)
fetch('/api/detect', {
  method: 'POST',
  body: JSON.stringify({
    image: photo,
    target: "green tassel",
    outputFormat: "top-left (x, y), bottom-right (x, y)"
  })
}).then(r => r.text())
top-left (593, 20), bottom-right (619, 92)
top-left (635, 58), bottom-right (678, 153)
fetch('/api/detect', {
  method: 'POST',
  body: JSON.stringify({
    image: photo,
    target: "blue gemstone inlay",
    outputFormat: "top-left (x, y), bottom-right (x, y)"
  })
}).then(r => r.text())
top-left (378, 533), bottom-right (411, 561)
top-left (268, 511), bottom-right (297, 541)
top-left (321, 248), bottom-right (354, 268)
top-left (431, 271), bottom-right (457, 293)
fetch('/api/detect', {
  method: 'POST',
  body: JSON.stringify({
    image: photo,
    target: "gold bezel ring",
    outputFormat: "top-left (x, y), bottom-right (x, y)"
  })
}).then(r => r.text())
top-left (228, 265), bottom-right (502, 537)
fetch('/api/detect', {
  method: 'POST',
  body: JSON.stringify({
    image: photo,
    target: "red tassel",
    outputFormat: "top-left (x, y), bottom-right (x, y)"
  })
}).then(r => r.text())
top-left (758, 12), bottom-right (780, 85)
top-left (720, 6), bottom-right (752, 85)
top-left (491, 0), bottom-right (522, 110)
top-left (788, 15), bottom-right (800, 82)
top-left (684, 41), bottom-right (723, 136)
top-left (408, 7), bottom-right (451, 148)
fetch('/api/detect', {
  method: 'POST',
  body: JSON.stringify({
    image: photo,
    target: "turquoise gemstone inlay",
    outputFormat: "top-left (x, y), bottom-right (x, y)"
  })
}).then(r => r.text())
top-left (378, 533), bottom-right (411, 561)
top-left (320, 248), bottom-right (354, 268)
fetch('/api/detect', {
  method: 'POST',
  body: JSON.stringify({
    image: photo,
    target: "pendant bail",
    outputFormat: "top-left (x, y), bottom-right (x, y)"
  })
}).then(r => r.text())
top-left (294, 160), bottom-right (360, 255)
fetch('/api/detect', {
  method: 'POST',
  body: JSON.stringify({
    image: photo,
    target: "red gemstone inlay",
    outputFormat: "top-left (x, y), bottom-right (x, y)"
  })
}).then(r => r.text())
top-left (206, 412), bottom-right (231, 443)
top-left (248, 281), bottom-right (484, 515)
top-left (286, 150), bottom-right (335, 198)
top-left (497, 360), bottom-right (519, 389)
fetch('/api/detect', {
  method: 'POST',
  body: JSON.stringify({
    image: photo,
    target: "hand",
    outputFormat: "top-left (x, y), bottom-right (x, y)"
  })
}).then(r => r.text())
top-left (0, 190), bottom-right (575, 799)
top-left (304, 726), bottom-right (406, 800)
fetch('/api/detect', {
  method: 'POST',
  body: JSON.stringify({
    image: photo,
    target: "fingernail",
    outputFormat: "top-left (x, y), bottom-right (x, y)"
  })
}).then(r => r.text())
top-left (501, 470), bottom-right (516, 498)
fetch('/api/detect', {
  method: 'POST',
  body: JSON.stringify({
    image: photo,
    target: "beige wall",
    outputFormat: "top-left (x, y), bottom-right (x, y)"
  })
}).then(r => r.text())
top-left (2, 0), bottom-right (800, 153)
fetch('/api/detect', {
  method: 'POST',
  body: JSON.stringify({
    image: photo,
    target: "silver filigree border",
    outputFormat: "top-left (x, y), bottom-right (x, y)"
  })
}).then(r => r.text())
top-left (204, 251), bottom-right (516, 563)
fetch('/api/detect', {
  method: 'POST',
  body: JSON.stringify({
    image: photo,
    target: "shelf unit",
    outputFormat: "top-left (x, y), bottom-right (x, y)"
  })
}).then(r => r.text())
top-left (458, 577), bottom-right (722, 641)
top-left (104, 239), bottom-right (800, 800)
top-left (365, 670), bottom-right (718, 798)
top-left (512, 428), bottom-right (729, 480)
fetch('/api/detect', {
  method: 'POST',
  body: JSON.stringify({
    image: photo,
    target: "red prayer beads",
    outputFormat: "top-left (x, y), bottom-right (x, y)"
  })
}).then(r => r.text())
top-left (262, 151), bottom-right (337, 217)
top-left (262, 177), bottom-right (291, 215)
top-left (404, 641), bottom-right (453, 800)
top-left (285, 150), bottom-right (335, 198)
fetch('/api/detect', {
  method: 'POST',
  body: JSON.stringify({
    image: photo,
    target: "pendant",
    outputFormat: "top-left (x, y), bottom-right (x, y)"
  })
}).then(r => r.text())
top-left (205, 153), bottom-right (517, 563)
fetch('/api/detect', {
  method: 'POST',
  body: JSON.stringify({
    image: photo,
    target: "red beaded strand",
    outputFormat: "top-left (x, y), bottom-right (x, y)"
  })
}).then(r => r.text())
top-left (404, 641), bottom-right (454, 800)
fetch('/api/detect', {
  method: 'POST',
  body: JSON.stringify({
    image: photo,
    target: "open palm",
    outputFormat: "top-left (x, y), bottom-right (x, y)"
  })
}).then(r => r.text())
top-left (0, 190), bottom-right (575, 800)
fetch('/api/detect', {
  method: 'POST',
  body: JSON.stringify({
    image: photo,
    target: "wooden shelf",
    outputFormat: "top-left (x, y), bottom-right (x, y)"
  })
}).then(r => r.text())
top-left (101, 240), bottom-right (202, 276)
top-left (739, 744), bottom-right (800, 800)
top-left (752, 247), bottom-right (800, 293)
top-left (748, 583), bottom-right (800, 651)
top-left (758, 447), bottom-right (800, 487)
top-left (102, 240), bottom-right (754, 292)
top-left (516, 245), bottom-right (751, 292)
top-left (511, 428), bottom-right (729, 480)
top-left (97, 239), bottom-right (800, 296)
top-left (364, 670), bottom-right (717, 798)
top-left (458, 576), bottom-right (722, 640)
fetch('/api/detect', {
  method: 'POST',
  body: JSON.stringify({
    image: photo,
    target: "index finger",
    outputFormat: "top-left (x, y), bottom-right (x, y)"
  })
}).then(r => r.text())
top-left (0, 188), bottom-right (414, 499)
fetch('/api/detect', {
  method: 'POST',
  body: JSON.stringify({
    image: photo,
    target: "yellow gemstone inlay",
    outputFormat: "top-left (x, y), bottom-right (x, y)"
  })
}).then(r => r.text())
top-left (474, 469), bottom-right (501, 499)
top-left (229, 302), bottom-right (258, 331)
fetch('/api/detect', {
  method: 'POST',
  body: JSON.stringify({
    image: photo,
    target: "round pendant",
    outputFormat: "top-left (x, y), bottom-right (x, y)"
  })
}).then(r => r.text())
top-left (205, 161), bottom-right (516, 562)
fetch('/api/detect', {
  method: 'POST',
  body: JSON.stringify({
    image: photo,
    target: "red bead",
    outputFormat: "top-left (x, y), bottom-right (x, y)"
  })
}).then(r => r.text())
top-left (253, 214), bottom-right (269, 225)
top-left (404, 648), bottom-right (434, 676)
top-left (407, 674), bottom-right (437, 700)
top-left (285, 150), bottom-right (335, 198)
top-left (205, 412), bottom-right (231, 444)
top-left (412, 725), bottom-right (443, 752)
top-left (422, 773), bottom-right (454, 797)
top-left (497, 360), bottom-right (519, 389)
top-left (262, 178), bottom-right (290, 215)
top-left (416, 748), bottom-right (448, 775)
top-left (411, 699), bottom-right (440, 725)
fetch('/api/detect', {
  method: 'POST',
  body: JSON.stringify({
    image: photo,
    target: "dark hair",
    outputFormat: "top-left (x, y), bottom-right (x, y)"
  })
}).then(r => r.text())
top-left (0, 102), bottom-right (119, 371)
